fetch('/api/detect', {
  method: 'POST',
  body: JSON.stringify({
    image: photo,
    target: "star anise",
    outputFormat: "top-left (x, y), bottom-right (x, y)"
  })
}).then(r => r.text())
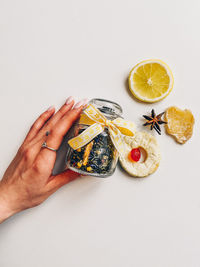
top-left (143, 109), bottom-right (167, 135)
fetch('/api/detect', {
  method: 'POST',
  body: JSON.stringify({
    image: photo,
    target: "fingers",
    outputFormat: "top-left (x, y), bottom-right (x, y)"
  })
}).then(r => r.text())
top-left (47, 99), bottom-right (88, 149)
top-left (35, 99), bottom-right (88, 167)
top-left (33, 96), bottom-right (75, 142)
top-left (42, 96), bottom-right (75, 131)
top-left (46, 170), bottom-right (80, 192)
top-left (23, 106), bottom-right (55, 144)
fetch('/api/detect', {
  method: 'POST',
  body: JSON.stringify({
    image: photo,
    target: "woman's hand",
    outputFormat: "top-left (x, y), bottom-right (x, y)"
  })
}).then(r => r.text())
top-left (0, 97), bottom-right (87, 223)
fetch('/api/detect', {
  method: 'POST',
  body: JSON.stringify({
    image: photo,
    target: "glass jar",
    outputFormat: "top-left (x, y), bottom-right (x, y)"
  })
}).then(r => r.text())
top-left (65, 98), bottom-right (123, 177)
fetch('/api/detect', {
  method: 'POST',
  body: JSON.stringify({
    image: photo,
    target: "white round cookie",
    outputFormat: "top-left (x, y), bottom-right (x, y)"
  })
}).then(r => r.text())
top-left (119, 132), bottom-right (161, 177)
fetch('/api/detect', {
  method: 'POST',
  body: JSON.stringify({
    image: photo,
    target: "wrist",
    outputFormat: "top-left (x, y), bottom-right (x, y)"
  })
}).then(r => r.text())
top-left (0, 183), bottom-right (17, 223)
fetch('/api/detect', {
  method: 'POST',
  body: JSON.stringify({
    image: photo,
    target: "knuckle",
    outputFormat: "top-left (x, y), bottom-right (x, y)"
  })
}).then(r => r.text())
top-left (32, 113), bottom-right (48, 129)
top-left (32, 158), bottom-right (49, 174)
top-left (18, 145), bottom-right (25, 157)
top-left (39, 112), bottom-right (47, 120)
top-left (68, 110), bottom-right (81, 120)
top-left (18, 144), bottom-right (27, 154)
top-left (32, 161), bottom-right (42, 173)
top-left (23, 147), bottom-right (33, 161)
top-left (50, 129), bottom-right (59, 138)
top-left (57, 104), bottom-right (72, 117)
top-left (42, 121), bottom-right (50, 130)
top-left (57, 108), bottom-right (65, 116)
top-left (31, 121), bottom-right (39, 131)
top-left (63, 113), bottom-right (78, 127)
top-left (18, 145), bottom-right (33, 161)
top-left (31, 198), bottom-right (43, 207)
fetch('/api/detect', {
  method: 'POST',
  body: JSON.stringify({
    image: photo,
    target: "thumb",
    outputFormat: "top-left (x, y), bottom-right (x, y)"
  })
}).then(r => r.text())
top-left (46, 170), bottom-right (80, 192)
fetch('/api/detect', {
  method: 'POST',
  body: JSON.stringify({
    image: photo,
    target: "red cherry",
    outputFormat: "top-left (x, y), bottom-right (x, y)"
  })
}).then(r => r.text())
top-left (130, 148), bottom-right (141, 162)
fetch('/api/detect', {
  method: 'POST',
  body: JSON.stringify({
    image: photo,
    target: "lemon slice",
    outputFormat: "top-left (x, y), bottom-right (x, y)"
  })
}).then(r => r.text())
top-left (128, 59), bottom-right (174, 103)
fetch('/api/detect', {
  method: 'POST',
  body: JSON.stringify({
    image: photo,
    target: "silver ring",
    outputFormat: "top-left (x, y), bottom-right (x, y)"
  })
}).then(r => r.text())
top-left (42, 142), bottom-right (57, 152)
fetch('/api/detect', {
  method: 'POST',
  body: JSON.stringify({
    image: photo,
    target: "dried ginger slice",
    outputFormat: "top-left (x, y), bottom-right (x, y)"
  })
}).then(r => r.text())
top-left (165, 106), bottom-right (195, 144)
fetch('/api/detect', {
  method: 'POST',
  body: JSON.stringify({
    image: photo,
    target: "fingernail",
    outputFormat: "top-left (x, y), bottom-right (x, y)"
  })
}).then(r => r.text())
top-left (47, 105), bottom-right (54, 111)
top-left (65, 96), bottom-right (74, 105)
top-left (74, 99), bottom-right (85, 109)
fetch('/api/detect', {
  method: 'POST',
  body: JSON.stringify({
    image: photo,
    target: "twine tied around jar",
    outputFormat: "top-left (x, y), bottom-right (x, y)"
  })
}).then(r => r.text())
top-left (68, 104), bottom-right (136, 155)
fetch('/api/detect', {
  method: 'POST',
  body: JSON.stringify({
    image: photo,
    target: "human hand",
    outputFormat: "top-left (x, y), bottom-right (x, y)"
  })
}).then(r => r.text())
top-left (0, 97), bottom-right (87, 223)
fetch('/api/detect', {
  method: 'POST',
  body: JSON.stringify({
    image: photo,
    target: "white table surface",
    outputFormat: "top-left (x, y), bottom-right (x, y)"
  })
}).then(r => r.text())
top-left (0, 0), bottom-right (200, 266)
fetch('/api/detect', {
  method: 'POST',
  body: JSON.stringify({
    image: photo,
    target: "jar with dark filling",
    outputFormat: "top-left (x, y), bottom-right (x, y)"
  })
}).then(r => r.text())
top-left (65, 99), bottom-right (123, 177)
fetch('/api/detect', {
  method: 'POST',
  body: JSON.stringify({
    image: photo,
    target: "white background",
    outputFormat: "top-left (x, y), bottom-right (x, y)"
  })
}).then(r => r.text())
top-left (0, 0), bottom-right (200, 266)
